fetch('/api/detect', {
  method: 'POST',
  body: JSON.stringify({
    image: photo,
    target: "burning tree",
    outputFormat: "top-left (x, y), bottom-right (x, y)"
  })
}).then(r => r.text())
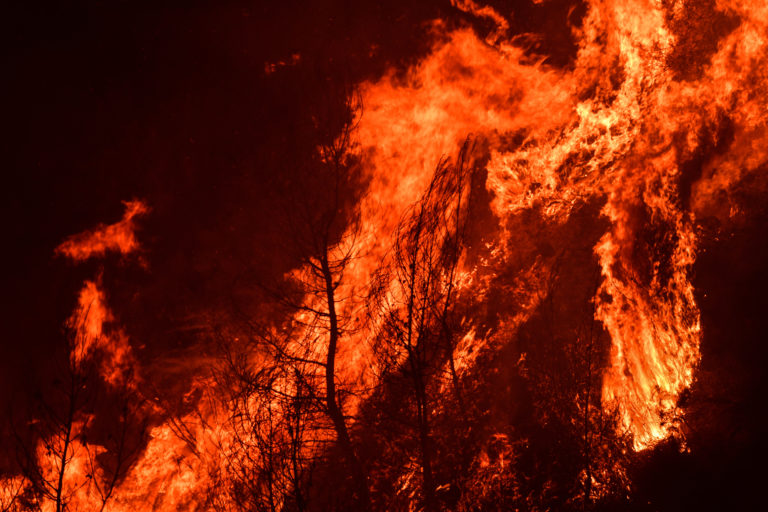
top-left (217, 88), bottom-right (372, 511)
top-left (213, 342), bottom-right (316, 512)
top-left (367, 140), bottom-right (476, 511)
top-left (0, 476), bottom-right (24, 512)
top-left (10, 301), bottom-right (144, 512)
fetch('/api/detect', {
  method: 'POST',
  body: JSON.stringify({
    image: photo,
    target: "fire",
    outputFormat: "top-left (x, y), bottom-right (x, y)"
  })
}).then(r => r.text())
top-left (66, 279), bottom-right (137, 388)
top-left (57, 201), bottom-right (147, 389)
top-left (55, 201), bottom-right (149, 262)
top-left (352, 0), bottom-right (767, 451)
top-left (5, 0), bottom-right (768, 509)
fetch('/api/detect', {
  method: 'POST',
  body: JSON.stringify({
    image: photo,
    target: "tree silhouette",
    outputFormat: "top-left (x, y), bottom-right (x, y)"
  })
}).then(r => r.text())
top-left (219, 87), bottom-right (371, 511)
top-left (369, 140), bottom-right (475, 512)
top-left (10, 303), bottom-right (144, 512)
top-left (212, 333), bottom-right (317, 512)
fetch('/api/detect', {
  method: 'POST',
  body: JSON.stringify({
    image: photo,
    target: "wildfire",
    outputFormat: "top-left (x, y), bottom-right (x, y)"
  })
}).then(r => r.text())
top-left (4, 0), bottom-right (768, 510)
top-left (354, 0), bottom-right (767, 451)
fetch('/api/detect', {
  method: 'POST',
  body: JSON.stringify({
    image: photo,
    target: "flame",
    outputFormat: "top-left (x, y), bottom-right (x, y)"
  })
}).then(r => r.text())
top-left (0, 202), bottom-right (147, 511)
top-left (68, 279), bottom-right (137, 388)
top-left (55, 200), bottom-right (148, 261)
top-left (32, 420), bottom-right (98, 512)
top-left (350, 0), bottom-right (768, 450)
top-left (0, 475), bottom-right (25, 511)
top-left (5, 0), bottom-right (768, 509)
top-left (58, 200), bottom-right (147, 388)
top-left (106, 422), bottom-right (210, 511)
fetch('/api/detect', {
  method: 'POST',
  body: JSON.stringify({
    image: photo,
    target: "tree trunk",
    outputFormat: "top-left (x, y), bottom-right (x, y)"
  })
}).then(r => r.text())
top-left (55, 381), bottom-right (78, 512)
top-left (321, 250), bottom-right (371, 511)
top-left (414, 369), bottom-right (436, 512)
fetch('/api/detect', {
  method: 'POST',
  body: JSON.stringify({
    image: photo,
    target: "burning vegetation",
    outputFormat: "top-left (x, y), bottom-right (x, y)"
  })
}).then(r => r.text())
top-left (3, 0), bottom-right (768, 510)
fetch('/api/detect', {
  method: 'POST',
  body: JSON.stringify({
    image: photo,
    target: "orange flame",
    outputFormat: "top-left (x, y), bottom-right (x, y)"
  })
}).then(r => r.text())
top-left (6, 0), bottom-right (768, 509)
top-left (351, 0), bottom-right (768, 450)
top-left (55, 200), bottom-right (148, 261)
top-left (67, 279), bottom-right (137, 388)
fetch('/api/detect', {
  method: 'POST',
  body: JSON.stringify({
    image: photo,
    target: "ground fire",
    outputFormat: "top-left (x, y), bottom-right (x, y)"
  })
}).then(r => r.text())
top-left (3, 0), bottom-right (767, 510)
